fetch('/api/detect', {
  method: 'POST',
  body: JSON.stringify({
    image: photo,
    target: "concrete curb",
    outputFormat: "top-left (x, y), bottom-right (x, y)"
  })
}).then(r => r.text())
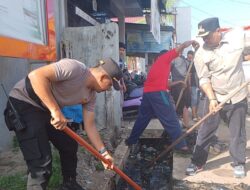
top-left (87, 140), bottom-right (130, 190)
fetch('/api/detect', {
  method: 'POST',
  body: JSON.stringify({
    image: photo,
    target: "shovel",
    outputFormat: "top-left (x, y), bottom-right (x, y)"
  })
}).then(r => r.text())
top-left (63, 127), bottom-right (142, 190)
top-left (148, 81), bottom-right (250, 168)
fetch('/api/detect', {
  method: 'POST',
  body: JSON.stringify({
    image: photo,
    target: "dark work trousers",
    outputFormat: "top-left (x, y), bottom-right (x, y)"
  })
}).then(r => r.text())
top-left (171, 84), bottom-right (191, 116)
top-left (6, 98), bottom-right (78, 190)
top-left (192, 98), bottom-right (248, 167)
top-left (126, 91), bottom-right (187, 149)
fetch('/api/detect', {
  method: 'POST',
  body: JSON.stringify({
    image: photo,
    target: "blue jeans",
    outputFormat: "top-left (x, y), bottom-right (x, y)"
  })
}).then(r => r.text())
top-left (126, 91), bottom-right (187, 149)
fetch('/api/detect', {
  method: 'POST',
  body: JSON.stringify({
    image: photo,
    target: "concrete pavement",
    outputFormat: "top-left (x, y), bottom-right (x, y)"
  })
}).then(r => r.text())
top-left (173, 114), bottom-right (250, 185)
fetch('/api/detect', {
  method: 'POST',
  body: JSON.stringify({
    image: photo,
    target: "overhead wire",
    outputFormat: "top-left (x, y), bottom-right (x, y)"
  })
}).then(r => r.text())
top-left (221, 0), bottom-right (250, 6)
top-left (176, 0), bottom-right (250, 37)
top-left (180, 0), bottom-right (236, 26)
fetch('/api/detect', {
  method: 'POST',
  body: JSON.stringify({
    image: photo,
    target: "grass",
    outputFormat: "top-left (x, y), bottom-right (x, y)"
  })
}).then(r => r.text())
top-left (12, 136), bottom-right (19, 152)
top-left (0, 149), bottom-right (62, 190)
top-left (0, 173), bottom-right (26, 190)
top-left (48, 150), bottom-right (62, 190)
top-left (95, 162), bottom-right (105, 171)
top-left (79, 147), bottom-right (86, 154)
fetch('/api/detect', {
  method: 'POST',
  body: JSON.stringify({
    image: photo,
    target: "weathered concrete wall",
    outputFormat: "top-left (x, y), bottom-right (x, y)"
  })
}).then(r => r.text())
top-left (61, 22), bottom-right (122, 140)
top-left (0, 58), bottom-right (48, 151)
top-left (0, 58), bottom-right (30, 151)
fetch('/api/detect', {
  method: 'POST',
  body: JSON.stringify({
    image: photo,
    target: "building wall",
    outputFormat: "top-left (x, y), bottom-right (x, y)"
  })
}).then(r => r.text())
top-left (0, 58), bottom-right (30, 151)
top-left (0, 0), bottom-right (65, 151)
top-left (61, 23), bottom-right (122, 140)
top-left (176, 7), bottom-right (191, 56)
top-left (243, 61), bottom-right (250, 96)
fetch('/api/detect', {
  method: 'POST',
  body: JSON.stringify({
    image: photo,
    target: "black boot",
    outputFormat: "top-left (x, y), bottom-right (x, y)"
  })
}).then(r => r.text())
top-left (58, 177), bottom-right (85, 190)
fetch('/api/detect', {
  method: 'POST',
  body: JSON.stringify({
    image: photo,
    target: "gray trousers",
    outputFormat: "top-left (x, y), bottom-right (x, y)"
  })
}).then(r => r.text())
top-left (192, 98), bottom-right (248, 167)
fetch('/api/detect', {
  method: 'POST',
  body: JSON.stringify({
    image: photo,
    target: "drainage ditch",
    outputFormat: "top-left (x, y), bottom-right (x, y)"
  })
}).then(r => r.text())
top-left (115, 129), bottom-right (198, 190)
top-left (84, 128), bottom-right (249, 190)
top-left (117, 137), bottom-right (173, 190)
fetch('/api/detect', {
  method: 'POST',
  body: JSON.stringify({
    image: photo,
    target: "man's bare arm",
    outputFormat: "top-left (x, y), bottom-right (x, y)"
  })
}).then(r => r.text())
top-left (176, 40), bottom-right (199, 54)
top-left (83, 109), bottom-right (106, 151)
top-left (83, 109), bottom-right (114, 169)
top-left (28, 64), bottom-right (67, 129)
top-left (201, 82), bottom-right (218, 112)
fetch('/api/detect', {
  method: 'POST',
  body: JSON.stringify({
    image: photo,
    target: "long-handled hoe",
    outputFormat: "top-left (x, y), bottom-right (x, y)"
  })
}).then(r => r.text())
top-left (63, 127), bottom-right (142, 190)
top-left (149, 81), bottom-right (250, 168)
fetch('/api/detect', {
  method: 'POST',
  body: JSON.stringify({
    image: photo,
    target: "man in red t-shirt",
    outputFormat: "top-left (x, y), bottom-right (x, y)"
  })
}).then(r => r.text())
top-left (125, 40), bottom-right (198, 152)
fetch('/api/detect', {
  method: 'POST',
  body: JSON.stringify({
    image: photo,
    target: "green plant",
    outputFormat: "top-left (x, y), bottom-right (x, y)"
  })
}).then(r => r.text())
top-left (79, 147), bottom-right (86, 154)
top-left (95, 162), bottom-right (104, 171)
top-left (0, 173), bottom-right (26, 190)
top-left (48, 150), bottom-right (62, 190)
top-left (12, 136), bottom-right (19, 152)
